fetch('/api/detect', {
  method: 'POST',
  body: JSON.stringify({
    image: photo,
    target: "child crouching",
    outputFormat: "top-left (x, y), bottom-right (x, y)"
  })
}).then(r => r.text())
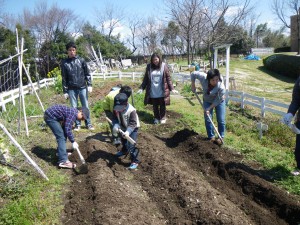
top-left (112, 93), bottom-right (140, 170)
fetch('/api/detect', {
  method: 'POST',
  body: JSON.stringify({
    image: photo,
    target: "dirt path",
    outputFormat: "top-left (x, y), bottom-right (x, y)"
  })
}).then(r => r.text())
top-left (61, 123), bottom-right (300, 225)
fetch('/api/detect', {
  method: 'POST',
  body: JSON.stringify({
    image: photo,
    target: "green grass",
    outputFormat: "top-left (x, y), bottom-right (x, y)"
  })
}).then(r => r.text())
top-left (0, 170), bottom-right (67, 225)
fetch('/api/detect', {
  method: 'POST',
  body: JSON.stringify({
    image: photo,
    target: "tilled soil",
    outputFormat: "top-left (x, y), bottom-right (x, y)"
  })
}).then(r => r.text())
top-left (61, 124), bottom-right (300, 225)
top-left (29, 81), bottom-right (300, 224)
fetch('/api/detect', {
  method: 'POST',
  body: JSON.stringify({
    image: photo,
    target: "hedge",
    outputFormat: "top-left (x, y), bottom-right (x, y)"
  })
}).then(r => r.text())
top-left (263, 54), bottom-right (300, 78)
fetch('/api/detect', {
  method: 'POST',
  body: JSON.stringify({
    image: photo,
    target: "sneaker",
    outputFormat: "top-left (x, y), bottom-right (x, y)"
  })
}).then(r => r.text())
top-left (115, 151), bottom-right (125, 157)
top-left (113, 137), bottom-right (121, 146)
top-left (215, 138), bottom-right (223, 146)
top-left (160, 119), bottom-right (167, 124)
top-left (128, 162), bottom-right (138, 170)
top-left (58, 160), bottom-right (76, 169)
top-left (154, 119), bottom-right (160, 124)
top-left (87, 124), bottom-right (95, 130)
top-left (74, 126), bottom-right (81, 131)
top-left (291, 169), bottom-right (300, 176)
top-left (209, 137), bottom-right (216, 143)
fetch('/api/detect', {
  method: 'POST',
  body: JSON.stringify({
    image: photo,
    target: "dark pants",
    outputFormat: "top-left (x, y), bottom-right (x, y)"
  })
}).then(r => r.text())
top-left (151, 97), bottom-right (166, 120)
top-left (295, 121), bottom-right (300, 169)
top-left (121, 128), bottom-right (139, 163)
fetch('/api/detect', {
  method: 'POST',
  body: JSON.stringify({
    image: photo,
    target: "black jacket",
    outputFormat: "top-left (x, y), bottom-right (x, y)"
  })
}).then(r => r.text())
top-left (61, 56), bottom-right (92, 93)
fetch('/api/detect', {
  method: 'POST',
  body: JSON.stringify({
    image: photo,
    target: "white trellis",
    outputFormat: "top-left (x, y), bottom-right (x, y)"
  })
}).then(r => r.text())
top-left (213, 44), bottom-right (232, 96)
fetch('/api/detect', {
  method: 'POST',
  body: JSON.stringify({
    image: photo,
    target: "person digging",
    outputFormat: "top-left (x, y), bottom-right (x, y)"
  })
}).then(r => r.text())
top-left (112, 93), bottom-right (140, 170)
top-left (44, 104), bottom-right (90, 169)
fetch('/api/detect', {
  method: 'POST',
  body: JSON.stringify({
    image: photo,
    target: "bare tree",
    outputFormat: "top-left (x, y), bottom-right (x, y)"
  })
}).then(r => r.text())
top-left (272, 0), bottom-right (300, 53)
top-left (94, 2), bottom-right (125, 40)
top-left (202, 0), bottom-right (252, 48)
top-left (138, 17), bottom-right (163, 56)
top-left (165, 0), bottom-right (253, 64)
top-left (165, 0), bottom-right (205, 64)
top-left (126, 14), bottom-right (143, 55)
top-left (20, 1), bottom-right (77, 45)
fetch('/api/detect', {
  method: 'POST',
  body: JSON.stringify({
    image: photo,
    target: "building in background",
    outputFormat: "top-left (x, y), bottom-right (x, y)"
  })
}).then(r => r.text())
top-left (290, 15), bottom-right (300, 53)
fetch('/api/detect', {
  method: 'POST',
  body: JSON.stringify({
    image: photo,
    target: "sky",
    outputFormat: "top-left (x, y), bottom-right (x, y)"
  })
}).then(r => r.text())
top-left (2, 0), bottom-right (288, 38)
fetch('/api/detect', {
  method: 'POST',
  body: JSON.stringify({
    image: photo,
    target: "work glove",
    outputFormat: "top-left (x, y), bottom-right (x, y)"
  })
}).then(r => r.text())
top-left (88, 86), bottom-right (93, 93)
top-left (72, 141), bottom-right (79, 149)
top-left (289, 124), bottom-right (300, 134)
top-left (172, 89), bottom-right (178, 94)
top-left (122, 131), bottom-right (130, 138)
top-left (281, 113), bottom-right (293, 125)
top-left (112, 124), bottom-right (120, 135)
top-left (64, 93), bottom-right (69, 99)
top-left (137, 89), bottom-right (143, 94)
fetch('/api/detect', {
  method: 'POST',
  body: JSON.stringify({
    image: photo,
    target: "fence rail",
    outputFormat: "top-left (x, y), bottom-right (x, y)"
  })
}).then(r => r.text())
top-left (0, 78), bottom-right (55, 111)
top-left (91, 71), bottom-right (289, 117)
top-left (1, 72), bottom-right (289, 119)
top-left (227, 90), bottom-right (289, 117)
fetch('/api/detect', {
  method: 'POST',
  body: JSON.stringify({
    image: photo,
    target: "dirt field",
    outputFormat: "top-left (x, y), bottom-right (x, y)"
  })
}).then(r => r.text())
top-left (52, 84), bottom-right (300, 225)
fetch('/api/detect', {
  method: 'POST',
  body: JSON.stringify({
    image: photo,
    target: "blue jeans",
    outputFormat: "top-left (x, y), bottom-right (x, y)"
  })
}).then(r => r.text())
top-left (68, 88), bottom-right (91, 127)
top-left (203, 100), bottom-right (226, 139)
top-left (295, 121), bottom-right (300, 169)
top-left (121, 128), bottom-right (139, 163)
top-left (44, 116), bottom-right (68, 164)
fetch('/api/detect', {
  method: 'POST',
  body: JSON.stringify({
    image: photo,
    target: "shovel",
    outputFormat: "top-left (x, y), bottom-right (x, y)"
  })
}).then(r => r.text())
top-left (74, 147), bottom-right (88, 174)
top-left (194, 91), bottom-right (224, 144)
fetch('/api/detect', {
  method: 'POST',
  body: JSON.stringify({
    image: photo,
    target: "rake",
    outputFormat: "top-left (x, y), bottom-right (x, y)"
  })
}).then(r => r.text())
top-left (194, 91), bottom-right (224, 144)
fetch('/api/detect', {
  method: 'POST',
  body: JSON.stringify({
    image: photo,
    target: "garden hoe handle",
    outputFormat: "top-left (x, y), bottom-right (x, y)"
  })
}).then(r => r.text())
top-left (194, 92), bottom-right (224, 144)
top-left (74, 147), bottom-right (86, 164)
top-left (105, 117), bottom-right (136, 145)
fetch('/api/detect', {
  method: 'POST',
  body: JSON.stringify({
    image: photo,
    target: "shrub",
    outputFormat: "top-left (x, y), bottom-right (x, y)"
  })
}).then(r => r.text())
top-left (47, 67), bottom-right (62, 94)
top-left (274, 47), bottom-right (291, 53)
top-left (263, 54), bottom-right (300, 78)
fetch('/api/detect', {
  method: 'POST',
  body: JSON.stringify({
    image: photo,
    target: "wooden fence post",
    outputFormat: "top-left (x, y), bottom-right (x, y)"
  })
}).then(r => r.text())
top-left (241, 92), bottom-right (245, 109)
top-left (261, 98), bottom-right (265, 117)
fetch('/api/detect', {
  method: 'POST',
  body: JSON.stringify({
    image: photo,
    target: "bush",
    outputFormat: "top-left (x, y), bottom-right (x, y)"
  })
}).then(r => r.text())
top-left (274, 47), bottom-right (291, 53)
top-left (47, 67), bottom-right (62, 94)
top-left (263, 54), bottom-right (300, 78)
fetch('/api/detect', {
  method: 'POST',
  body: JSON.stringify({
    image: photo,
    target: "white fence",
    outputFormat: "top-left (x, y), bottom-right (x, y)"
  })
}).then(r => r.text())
top-left (0, 78), bottom-right (55, 111)
top-left (227, 90), bottom-right (288, 117)
top-left (91, 71), bottom-right (143, 81)
top-left (91, 71), bottom-right (289, 118)
top-left (1, 73), bottom-right (289, 119)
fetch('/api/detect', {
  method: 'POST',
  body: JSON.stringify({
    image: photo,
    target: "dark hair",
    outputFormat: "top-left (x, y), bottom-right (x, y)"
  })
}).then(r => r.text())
top-left (66, 41), bottom-right (76, 50)
top-left (119, 85), bottom-right (132, 98)
top-left (78, 107), bottom-right (90, 119)
top-left (206, 69), bottom-right (222, 81)
top-left (150, 53), bottom-right (162, 70)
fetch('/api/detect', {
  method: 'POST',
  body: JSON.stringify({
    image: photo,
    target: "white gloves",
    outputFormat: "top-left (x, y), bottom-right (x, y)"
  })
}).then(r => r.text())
top-left (282, 113), bottom-right (293, 125)
top-left (137, 89), bottom-right (143, 94)
top-left (122, 131), bottom-right (130, 138)
top-left (289, 124), bottom-right (300, 134)
top-left (64, 93), bottom-right (69, 99)
top-left (88, 86), bottom-right (93, 93)
top-left (112, 124), bottom-right (120, 135)
top-left (281, 113), bottom-right (300, 134)
top-left (72, 141), bottom-right (79, 149)
top-left (172, 89), bottom-right (178, 94)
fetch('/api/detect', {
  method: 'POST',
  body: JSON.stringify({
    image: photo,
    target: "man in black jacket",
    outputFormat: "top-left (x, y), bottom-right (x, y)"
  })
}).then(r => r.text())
top-left (61, 41), bottom-right (94, 131)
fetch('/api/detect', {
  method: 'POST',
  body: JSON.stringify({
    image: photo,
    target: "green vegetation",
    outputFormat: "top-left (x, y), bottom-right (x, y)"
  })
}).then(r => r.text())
top-left (263, 53), bottom-right (300, 79)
